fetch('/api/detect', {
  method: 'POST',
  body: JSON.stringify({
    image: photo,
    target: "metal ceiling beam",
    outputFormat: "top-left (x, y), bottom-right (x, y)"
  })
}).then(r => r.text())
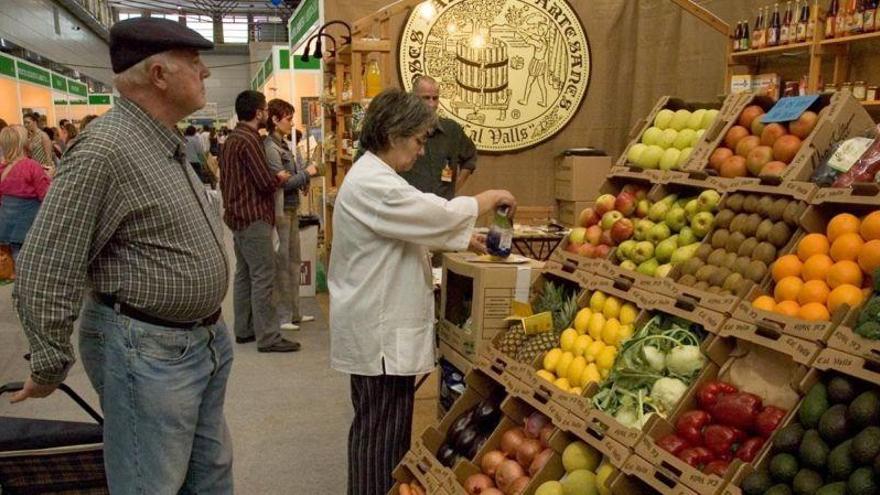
top-left (55, 0), bottom-right (111, 42)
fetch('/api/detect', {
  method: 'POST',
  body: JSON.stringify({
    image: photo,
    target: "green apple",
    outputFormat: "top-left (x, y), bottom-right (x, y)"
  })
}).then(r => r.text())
top-left (701, 109), bottom-right (720, 129)
top-left (684, 199), bottom-right (699, 218)
top-left (697, 189), bottom-right (722, 212)
top-left (637, 258), bottom-right (660, 276)
top-left (647, 223), bottom-right (672, 243)
top-left (641, 126), bottom-right (663, 146)
top-left (636, 199), bottom-right (651, 218)
top-left (620, 260), bottom-right (637, 271)
top-left (653, 109), bottom-right (675, 130)
top-left (664, 207), bottom-right (688, 232)
top-left (631, 241), bottom-right (655, 263)
top-left (670, 109), bottom-right (692, 131)
top-left (648, 202), bottom-right (670, 222)
top-left (638, 145), bottom-right (664, 169)
top-left (634, 219), bottom-right (655, 241)
top-left (677, 147), bottom-right (693, 168)
top-left (626, 143), bottom-right (647, 164)
top-left (601, 210), bottom-right (624, 230)
top-left (678, 226), bottom-right (697, 246)
top-left (673, 129), bottom-right (696, 150)
top-left (616, 239), bottom-right (637, 260)
top-left (659, 148), bottom-right (681, 171)
top-left (687, 109), bottom-right (706, 130)
top-left (693, 129), bottom-right (705, 146)
top-left (659, 194), bottom-right (679, 206)
top-left (690, 211), bottom-right (715, 238)
top-left (671, 243), bottom-right (700, 264)
top-left (658, 128), bottom-right (678, 149)
top-left (655, 263), bottom-right (673, 278)
top-left (655, 236), bottom-right (679, 263)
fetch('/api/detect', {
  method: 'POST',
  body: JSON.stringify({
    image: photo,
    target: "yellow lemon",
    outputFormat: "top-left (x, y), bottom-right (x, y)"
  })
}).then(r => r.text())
top-left (556, 351), bottom-right (575, 378)
top-left (574, 308), bottom-right (592, 334)
top-left (559, 328), bottom-right (578, 352)
top-left (543, 348), bottom-right (563, 372)
top-left (590, 291), bottom-right (607, 313)
top-left (600, 368), bottom-right (610, 380)
top-left (536, 369), bottom-right (556, 383)
top-left (568, 356), bottom-right (587, 384)
top-left (596, 346), bottom-right (617, 370)
top-left (603, 296), bottom-right (621, 319)
top-left (573, 335), bottom-right (593, 357)
top-left (570, 386), bottom-right (583, 396)
top-left (619, 303), bottom-right (638, 325)
top-left (585, 340), bottom-right (606, 363)
top-left (554, 377), bottom-right (571, 392)
top-left (583, 363), bottom-right (601, 385)
top-left (617, 324), bottom-right (635, 344)
top-left (588, 313), bottom-right (606, 340)
top-left (601, 318), bottom-right (621, 346)
top-left (597, 463), bottom-right (617, 495)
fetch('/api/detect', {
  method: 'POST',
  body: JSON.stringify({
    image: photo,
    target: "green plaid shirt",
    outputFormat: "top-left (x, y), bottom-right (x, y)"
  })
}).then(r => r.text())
top-left (13, 98), bottom-right (229, 385)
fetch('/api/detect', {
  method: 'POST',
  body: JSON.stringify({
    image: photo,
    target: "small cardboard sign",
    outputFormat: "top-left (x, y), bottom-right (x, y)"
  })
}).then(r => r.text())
top-left (761, 95), bottom-right (820, 123)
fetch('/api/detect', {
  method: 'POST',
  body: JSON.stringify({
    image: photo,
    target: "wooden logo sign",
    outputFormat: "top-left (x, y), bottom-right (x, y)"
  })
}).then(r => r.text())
top-left (400, 0), bottom-right (591, 153)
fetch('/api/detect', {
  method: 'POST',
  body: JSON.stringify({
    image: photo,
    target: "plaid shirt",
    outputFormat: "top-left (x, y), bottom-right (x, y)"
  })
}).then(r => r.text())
top-left (219, 123), bottom-right (277, 230)
top-left (13, 98), bottom-right (229, 385)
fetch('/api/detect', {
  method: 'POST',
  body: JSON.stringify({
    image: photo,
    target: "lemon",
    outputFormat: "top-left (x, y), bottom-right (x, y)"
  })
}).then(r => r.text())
top-left (543, 348), bottom-right (563, 372)
top-left (596, 346), bottom-right (617, 370)
top-left (587, 313), bottom-right (606, 340)
top-left (559, 328), bottom-right (578, 352)
top-left (568, 356), bottom-right (587, 384)
top-left (590, 291), bottom-right (607, 313)
top-left (569, 386), bottom-right (583, 396)
top-left (556, 351), bottom-right (575, 378)
top-left (573, 335), bottom-right (593, 357)
top-left (553, 377), bottom-right (571, 392)
top-left (597, 463), bottom-right (617, 495)
top-left (602, 296), bottom-right (621, 319)
top-left (574, 308), bottom-right (592, 334)
top-left (601, 318), bottom-right (621, 346)
top-left (585, 340), bottom-right (606, 363)
top-left (619, 303), bottom-right (638, 325)
top-left (600, 368), bottom-right (610, 379)
top-left (583, 363), bottom-right (601, 384)
top-left (536, 369), bottom-right (556, 383)
top-left (617, 324), bottom-right (635, 344)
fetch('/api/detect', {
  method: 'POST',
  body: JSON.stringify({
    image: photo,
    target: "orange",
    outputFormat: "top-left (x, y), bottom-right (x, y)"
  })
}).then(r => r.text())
top-left (752, 295), bottom-right (777, 312)
top-left (826, 213), bottom-right (861, 242)
top-left (771, 255), bottom-right (803, 282)
top-left (774, 300), bottom-right (801, 317)
top-left (797, 302), bottom-right (831, 322)
top-left (827, 284), bottom-right (865, 314)
top-left (861, 211), bottom-right (880, 241)
top-left (827, 260), bottom-right (864, 289)
top-left (829, 233), bottom-right (865, 262)
top-left (797, 233), bottom-right (830, 262)
top-left (858, 239), bottom-right (880, 275)
top-left (798, 279), bottom-right (830, 305)
top-left (774, 276), bottom-right (805, 302)
top-left (802, 254), bottom-right (834, 281)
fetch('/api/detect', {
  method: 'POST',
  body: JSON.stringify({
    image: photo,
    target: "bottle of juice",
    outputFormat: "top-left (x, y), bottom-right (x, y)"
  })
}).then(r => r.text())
top-left (486, 205), bottom-right (513, 258)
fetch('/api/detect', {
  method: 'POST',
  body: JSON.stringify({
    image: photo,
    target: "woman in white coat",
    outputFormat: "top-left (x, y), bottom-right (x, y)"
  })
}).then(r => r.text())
top-left (329, 89), bottom-right (515, 495)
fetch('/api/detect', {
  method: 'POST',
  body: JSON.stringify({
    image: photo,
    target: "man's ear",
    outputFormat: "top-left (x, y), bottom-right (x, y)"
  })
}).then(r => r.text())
top-left (148, 61), bottom-right (171, 91)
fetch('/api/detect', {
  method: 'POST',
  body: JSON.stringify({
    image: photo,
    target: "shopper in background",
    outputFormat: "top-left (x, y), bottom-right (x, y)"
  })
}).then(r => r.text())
top-left (44, 127), bottom-right (62, 164)
top-left (209, 127), bottom-right (220, 156)
top-left (10, 17), bottom-right (234, 494)
top-left (58, 122), bottom-right (78, 154)
top-left (220, 90), bottom-right (300, 353)
top-left (0, 118), bottom-right (8, 158)
top-left (329, 89), bottom-right (516, 495)
top-left (264, 98), bottom-right (318, 331)
top-left (78, 114), bottom-right (98, 130)
top-left (22, 113), bottom-right (54, 174)
top-left (0, 125), bottom-right (51, 261)
top-left (184, 124), bottom-right (210, 185)
top-left (200, 125), bottom-right (211, 154)
top-left (58, 119), bottom-right (69, 129)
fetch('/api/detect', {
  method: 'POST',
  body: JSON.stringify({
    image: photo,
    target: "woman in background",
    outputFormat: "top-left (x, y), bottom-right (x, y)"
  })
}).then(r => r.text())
top-left (0, 125), bottom-right (51, 261)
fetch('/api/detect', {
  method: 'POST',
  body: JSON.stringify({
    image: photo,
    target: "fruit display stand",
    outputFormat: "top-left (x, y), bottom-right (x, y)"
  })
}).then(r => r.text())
top-left (610, 462), bottom-right (698, 495)
top-left (717, 319), bottom-right (822, 367)
top-left (620, 453), bottom-right (701, 495)
top-left (389, 457), bottom-right (444, 495)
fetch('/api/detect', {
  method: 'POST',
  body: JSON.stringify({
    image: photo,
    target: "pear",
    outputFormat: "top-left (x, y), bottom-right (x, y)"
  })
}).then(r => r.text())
top-left (671, 243), bottom-right (700, 265)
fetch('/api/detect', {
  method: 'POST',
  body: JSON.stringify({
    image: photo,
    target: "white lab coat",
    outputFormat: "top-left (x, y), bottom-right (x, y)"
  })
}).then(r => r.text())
top-left (329, 151), bottom-right (478, 376)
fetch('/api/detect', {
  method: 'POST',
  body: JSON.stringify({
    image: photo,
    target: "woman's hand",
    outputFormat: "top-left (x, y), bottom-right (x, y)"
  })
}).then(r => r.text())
top-left (468, 233), bottom-right (487, 254)
top-left (475, 189), bottom-right (517, 217)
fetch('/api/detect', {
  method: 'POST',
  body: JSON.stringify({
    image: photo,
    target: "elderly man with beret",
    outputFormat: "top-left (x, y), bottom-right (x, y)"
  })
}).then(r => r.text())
top-left (10, 18), bottom-right (234, 493)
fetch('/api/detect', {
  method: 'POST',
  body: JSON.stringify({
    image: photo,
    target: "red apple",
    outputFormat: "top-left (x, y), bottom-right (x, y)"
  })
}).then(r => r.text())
top-left (577, 243), bottom-right (595, 257)
top-left (614, 192), bottom-right (637, 216)
top-left (635, 199), bottom-right (651, 218)
top-left (735, 135), bottom-right (761, 158)
top-left (738, 105), bottom-right (765, 129)
top-left (760, 161), bottom-right (787, 176)
top-left (709, 147), bottom-right (734, 171)
top-left (610, 218), bottom-right (634, 244)
top-left (585, 225), bottom-right (603, 246)
top-left (577, 207), bottom-right (600, 228)
top-left (594, 194), bottom-right (616, 216)
top-left (789, 111), bottom-right (818, 139)
top-left (621, 184), bottom-right (648, 200)
top-left (773, 134), bottom-right (803, 163)
top-left (566, 241), bottom-right (584, 253)
top-left (593, 244), bottom-right (611, 258)
top-left (723, 126), bottom-right (750, 149)
top-left (599, 230), bottom-right (614, 246)
top-left (719, 155), bottom-right (748, 178)
top-left (746, 145), bottom-right (773, 176)
top-left (760, 123), bottom-right (787, 146)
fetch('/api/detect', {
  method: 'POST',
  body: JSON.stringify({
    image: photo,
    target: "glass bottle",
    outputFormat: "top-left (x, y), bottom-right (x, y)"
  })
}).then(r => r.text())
top-left (742, 19), bottom-right (751, 50)
top-left (853, 0), bottom-right (865, 32)
top-left (768, 3), bottom-right (782, 46)
top-left (734, 21), bottom-right (742, 51)
top-left (836, 0), bottom-right (848, 34)
top-left (364, 60), bottom-right (382, 98)
top-left (781, 1), bottom-right (793, 43)
top-left (865, 0), bottom-right (878, 31)
top-left (797, 0), bottom-right (810, 40)
top-left (827, 0), bottom-right (840, 37)
top-left (755, 7), bottom-right (767, 48)
top-left (486, 205), bottom-right (513, 258)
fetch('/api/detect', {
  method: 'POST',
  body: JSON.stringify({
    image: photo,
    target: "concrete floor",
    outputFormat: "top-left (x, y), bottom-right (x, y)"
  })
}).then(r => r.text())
top-left (0, 229), bottom-right (439, 493)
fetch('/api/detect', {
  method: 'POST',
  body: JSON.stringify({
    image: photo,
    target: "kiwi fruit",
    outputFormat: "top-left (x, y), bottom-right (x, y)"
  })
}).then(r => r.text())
top-left (725, 193), bottom-right (745, 212)
top-left (730, 213), bottom-right (749, 233)
top-left (768, 222), bottom-right (792, 248)
top-left (769, 197), bottom-right (790, 221)
top-left (737, 237), bottom-right (759, 258)
top-left (723, 252), bottom-right (739, 270)
top-left (696, 243), bottom-right (713, 261)
top-left (723, 272), bottom-right (745, 292)
top-left (715, 209), bottom-right (735, 230)
top-left (725, 232), bottom-right (747, 253)
top-left (711, 229), bottom-right (730, 249)
top-left (694, 281), bottom-right (710, 291)
top-left (756, 196), bottom-right (775, 217)
top-left (719, 289), bottom-right (733, 297)
top-left (707, 248), bottom-right (727, 267)
top-left (743, 195), bottom-right (760, 213)
top-left (679, 274), bottom-right (698, 286)
top-left (755, 219), bottom-right (775, 241)
top-left (733, 256), bottom-right (752, 276)
top-left (680, 257), bottom-right (704, 276)
top-left (752, 242), bottom-right (778, 266)
top-left (782, 201), bottom-right (804, 226)
top-left (707, 285), bottom-right (722, 294)
top-left (742, 214), bottom-right (763, 237)
top-left (745, 260), bottom-right (768, 283)
top-left (708, 267), bottom-right (732, 287)
top-left (696, 265), bottom-right (716, 282)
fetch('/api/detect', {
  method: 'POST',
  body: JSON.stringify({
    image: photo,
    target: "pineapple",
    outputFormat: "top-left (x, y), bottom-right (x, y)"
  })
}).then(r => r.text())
top-left (516, 331), bottom-right (558, 363)
top-left (504, 281), bottom-right (581, 362)
top-left (497, 324), bottom-right (526, 357)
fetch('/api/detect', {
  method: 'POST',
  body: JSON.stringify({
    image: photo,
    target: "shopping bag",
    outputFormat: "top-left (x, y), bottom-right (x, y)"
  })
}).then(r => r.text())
top-left (0, 245), bottom-right (14, 280)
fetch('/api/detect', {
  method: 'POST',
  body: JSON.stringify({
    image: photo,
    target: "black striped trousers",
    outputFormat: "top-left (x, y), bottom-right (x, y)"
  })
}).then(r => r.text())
top-left (348, 374), bottom-right (416, 495)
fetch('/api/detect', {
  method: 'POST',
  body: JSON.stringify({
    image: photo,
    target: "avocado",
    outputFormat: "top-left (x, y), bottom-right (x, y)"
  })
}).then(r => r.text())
top-left (851, 426), bottom-right (880, 465)
top-left (848, 467), bottom-right (878, 495)
top-left (800, 382), bottom-right (830, 430)
top-left (800, 429), bottom-right (830, 470)
top-left (770, 453), bottom-right (800, 484)
top-left (792, 468), bottom-right (825, 495)
top-left (849, 390), bottom-right (880, 430)
top-left (766, 484), bottom-right (794, 495)
top-left (829, 440), bottom-right (855, 481)
top-left (741, 470), bottom-right (774, 495)
top-left (818, 404), bottom-right (851, 445)
top-left (775, 422), bottom-right (806, 454)
top-left (875, 452), bottom-right (880, 475)
top-left (827, 375), bottom-right (859, 404)
top-left (815, 482), bottom-right (847, 495)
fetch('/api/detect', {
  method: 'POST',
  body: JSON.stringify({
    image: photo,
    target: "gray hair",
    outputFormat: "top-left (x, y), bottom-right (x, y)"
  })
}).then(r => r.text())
top-left (113, 52), bottom-right (179, 92)
top-left (359, 89), bottom-right (437, 154)
top-left (412, 75), bottom-right (438, 92)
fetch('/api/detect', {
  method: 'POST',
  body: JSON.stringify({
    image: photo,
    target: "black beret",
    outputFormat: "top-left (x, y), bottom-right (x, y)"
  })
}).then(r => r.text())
top-left (110, 17), bottom-right (214, 74)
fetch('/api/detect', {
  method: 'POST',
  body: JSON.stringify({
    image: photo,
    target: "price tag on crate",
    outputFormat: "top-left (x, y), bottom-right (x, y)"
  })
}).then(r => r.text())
top-left (760, 95), bottom-right (820, 123)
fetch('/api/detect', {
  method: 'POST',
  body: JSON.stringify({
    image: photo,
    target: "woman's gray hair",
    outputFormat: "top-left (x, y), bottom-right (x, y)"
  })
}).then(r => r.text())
top-left (359, 89), bottom-right (437, 154)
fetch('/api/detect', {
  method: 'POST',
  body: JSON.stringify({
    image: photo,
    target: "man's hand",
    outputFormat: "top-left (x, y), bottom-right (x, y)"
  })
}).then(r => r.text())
top-left (276, 171), bottom-right (291, 184)
top-left (469, 233), bottom-right (487, 255)
top-left (305, 164), bottom-right (319, 177)
top-left (9, 376), bottom-right (58, 403)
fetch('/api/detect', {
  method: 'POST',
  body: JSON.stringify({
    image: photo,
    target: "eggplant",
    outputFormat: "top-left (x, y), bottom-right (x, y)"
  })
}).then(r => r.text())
top-left (436, 443), bottom-right (457, 467)
top-left (447, 409), bottom-right (474, 446)
top-left (473, 400), bottom-right (500, 430)
top-left (467, 434), bottom-right (488, 460)
top-left (454, 426), bottom-right (479, 454)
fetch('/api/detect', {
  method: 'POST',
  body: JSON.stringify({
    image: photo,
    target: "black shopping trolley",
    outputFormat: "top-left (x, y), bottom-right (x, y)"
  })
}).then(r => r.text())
top-left (0, 382), bottom-right (107, 494)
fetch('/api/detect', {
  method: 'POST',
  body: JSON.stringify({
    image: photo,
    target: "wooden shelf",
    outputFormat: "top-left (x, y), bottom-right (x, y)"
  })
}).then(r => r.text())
top-left (820, 30), bottom-right (880, 46)
top-left (730, 41), bottom-right (812, 59)
top-left (862, 100), bottom-right (880, 108)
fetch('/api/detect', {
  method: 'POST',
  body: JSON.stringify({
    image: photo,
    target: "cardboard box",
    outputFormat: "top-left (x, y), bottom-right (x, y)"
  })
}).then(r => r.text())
top-left (388, 460), bottom-right (445, 495)
top-left (718, 318), bottom-right (821, 366)
top-left (399, 448), bottom-right (446, 495)
top-left (552, 406), bottom-right (633, 469)
top-left (826, 307), bottom-right (880, 364)
top-left (555, 155), bottom-right (613, 201)
top-left (730, 74), bottom-right (753, 95)
top-left (813, 347), bottom-right (880, 386)
top-left (611, 467), bottom-right (679, 495)
top-left (556, 200), bottom-right (593, 227)
top-left (622, 453), bottom-right (701, 495)
top-left (751, 73), bottom-right (782, 100)
top-left (439, 253), bottom-right (543, 360)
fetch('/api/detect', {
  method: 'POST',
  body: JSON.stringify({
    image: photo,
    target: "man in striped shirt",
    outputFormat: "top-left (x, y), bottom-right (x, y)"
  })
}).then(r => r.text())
top-left (220, 90), bottom-right (300, 352)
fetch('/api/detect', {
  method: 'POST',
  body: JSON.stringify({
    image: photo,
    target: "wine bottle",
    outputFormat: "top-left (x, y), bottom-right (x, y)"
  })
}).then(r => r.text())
top-left (781, 1), bottom-right (792, 43)
top-left (742, 18), bottom-right (751, 50)
top-left (768, 3), bottom-right (782, 46)
top-left (827, 0), bottom-right (840, 38)
top-left (797, 0), bottom-right (809, 40)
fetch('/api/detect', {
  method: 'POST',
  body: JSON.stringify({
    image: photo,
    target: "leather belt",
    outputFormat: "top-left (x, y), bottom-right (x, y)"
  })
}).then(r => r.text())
top-left (95, 293), bottom-right (221, 330)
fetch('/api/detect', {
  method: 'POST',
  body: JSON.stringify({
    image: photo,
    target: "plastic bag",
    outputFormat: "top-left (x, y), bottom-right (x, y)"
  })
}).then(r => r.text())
top-left (0, 245), bottom-right (14, 280)
top-left (812, 125), bottom-right (880, 186)
top-left (834, 124), bottom-right (880, 187)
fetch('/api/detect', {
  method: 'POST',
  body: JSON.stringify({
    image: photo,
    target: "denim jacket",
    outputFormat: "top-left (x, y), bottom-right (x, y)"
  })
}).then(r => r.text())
top-left (264, 134), bottom-right (309, 209)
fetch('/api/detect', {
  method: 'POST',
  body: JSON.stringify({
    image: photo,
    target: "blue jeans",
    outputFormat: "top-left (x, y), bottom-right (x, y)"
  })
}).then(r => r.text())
top-left (78, 298), bottom-right (234, 494)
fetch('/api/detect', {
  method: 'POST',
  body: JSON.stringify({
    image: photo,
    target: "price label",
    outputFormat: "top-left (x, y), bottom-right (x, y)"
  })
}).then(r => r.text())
top-left (761, 95), bottom-right (820, 123)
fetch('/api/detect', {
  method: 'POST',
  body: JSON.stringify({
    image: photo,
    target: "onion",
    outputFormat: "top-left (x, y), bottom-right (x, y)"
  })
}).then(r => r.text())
top-left (399, 482), bottom-right (412, 495)
top-left (481, 489), bottom-right (504, 495)
top-left (515, 438), bottom-right (542, 467)
top-left (480, 450), bottom-right (506, 477)
top-left (507, 476), bottom-right (531, 495)
top-left (529, 448), bottom-right (554, 476)
top-left (524, 412), bottom-right (550, 439)
top-left (500, 428), bottom-right (525, 456)
top-left (539, 424), bottom-right (554, 448)
top-left (495, 459), bottom-right (525, 492)
top-left (464, 473), bottom-right (494, 494)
